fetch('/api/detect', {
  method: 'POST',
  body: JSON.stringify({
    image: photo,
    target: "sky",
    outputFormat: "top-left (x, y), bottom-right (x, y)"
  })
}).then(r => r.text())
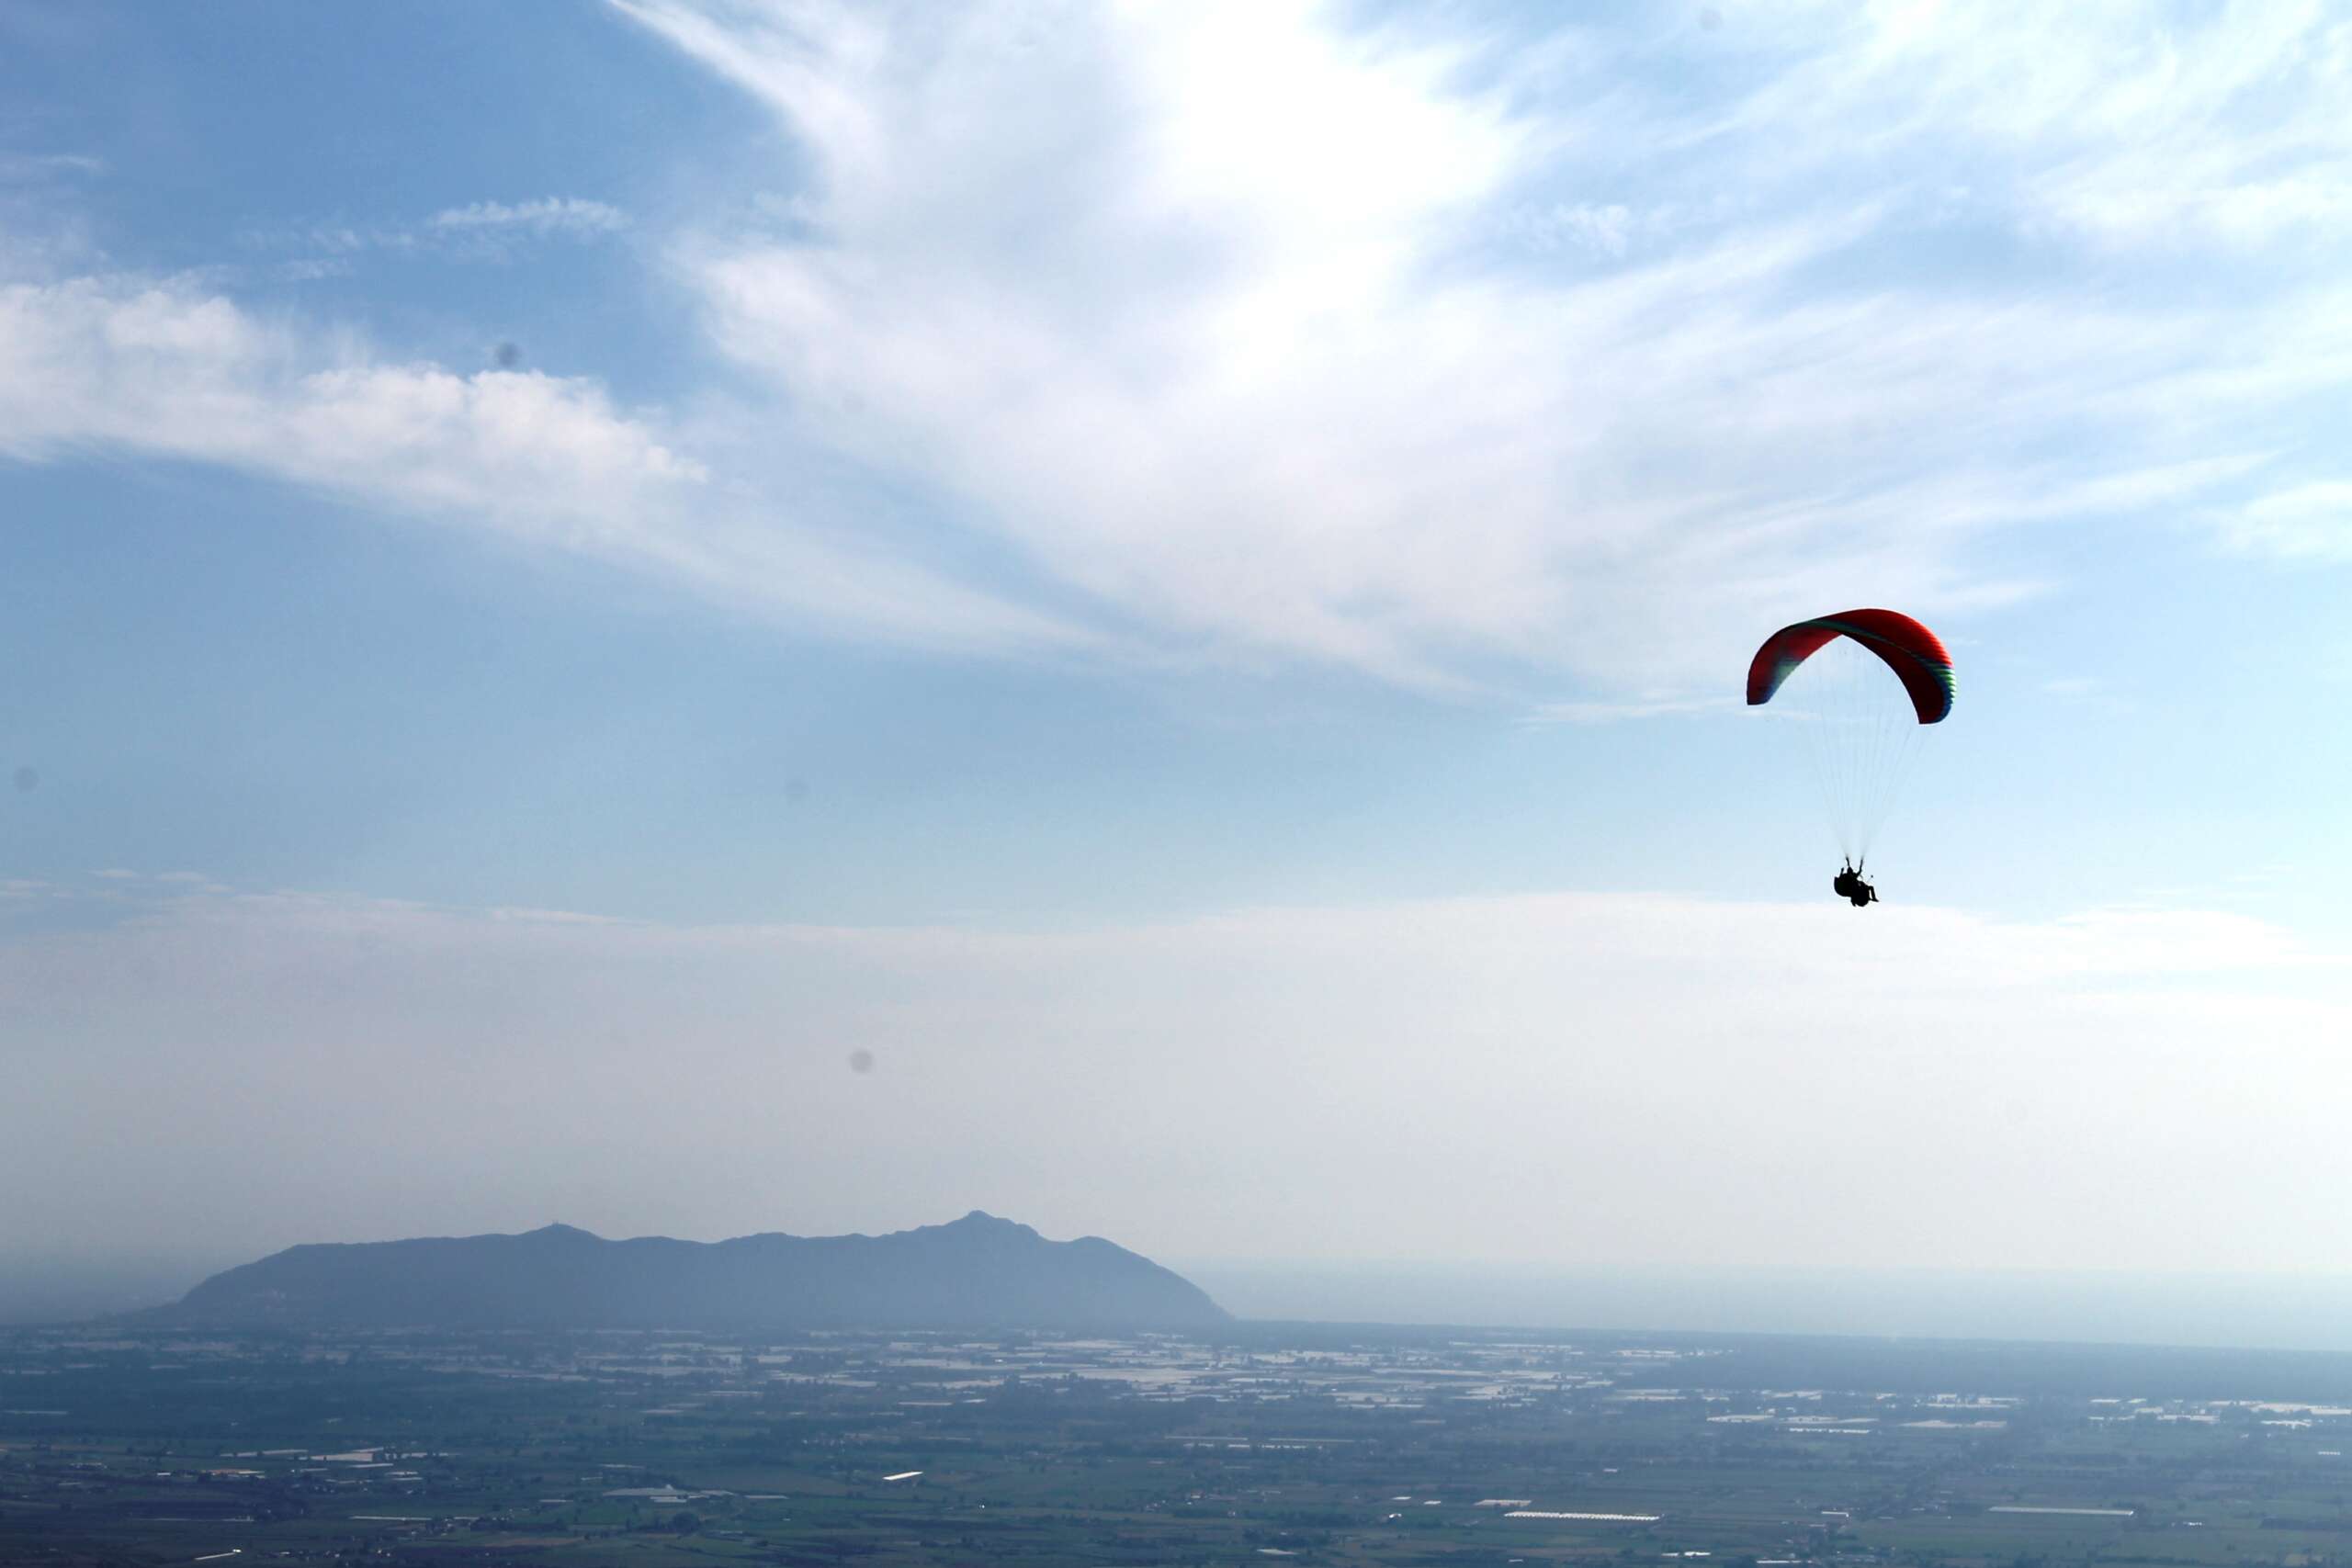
top-left (4, 1), bottom-right (2352, 1319)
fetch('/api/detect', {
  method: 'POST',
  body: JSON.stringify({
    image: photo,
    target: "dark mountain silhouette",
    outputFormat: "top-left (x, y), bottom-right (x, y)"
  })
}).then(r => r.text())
top-left (159, 1213), bottom-right (1227, 1332)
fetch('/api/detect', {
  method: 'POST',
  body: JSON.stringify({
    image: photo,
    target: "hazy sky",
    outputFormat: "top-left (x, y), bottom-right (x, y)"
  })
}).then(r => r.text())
top-left (4, 2), bottom-right (2350, 1280)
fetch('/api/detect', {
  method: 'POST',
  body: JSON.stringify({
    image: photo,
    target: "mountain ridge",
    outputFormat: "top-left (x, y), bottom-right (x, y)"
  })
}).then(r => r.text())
top-left (158, 1212), bottom-right (1229, 1332)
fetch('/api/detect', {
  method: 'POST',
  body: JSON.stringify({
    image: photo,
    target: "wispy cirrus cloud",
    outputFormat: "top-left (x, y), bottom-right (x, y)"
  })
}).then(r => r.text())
top-left (241, 196), bottom-right (630, 272)
top-left (613, 0), bottom-right (2352, 690)
top-left (0, 152), bottom-right (104, 183)
top-left (7, 4), bottom-right (2352, 695)
top-left (0, 271), bottom-right (1082, 652)
top-left (428, 197), bottom-right (628, 237)
top-left (2217, 481), bottom-right (2352, 560)
top-left (1730, 0), bottom-right (2352, 251)
top-left (1525, 695), bottom-right (1740, 725)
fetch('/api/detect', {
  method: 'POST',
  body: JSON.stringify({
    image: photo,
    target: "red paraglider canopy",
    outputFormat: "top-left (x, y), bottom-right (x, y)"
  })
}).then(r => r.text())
top-left (1746, 608), bottom-right (1955, 725)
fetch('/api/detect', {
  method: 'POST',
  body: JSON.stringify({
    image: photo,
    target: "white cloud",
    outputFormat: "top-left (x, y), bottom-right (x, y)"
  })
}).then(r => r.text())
top-left (487, 905), bottom-right (628, 925)
top-left (0, 271), bottom-right (1083, 651)
top-left (6, 4), bottom-right (2351, 694)
top-left (243, 197), bottom-right (631, 264)
top-left (2220, 481), bottom-right (2352, 560)
top-left (2, 885), bottom-right (2345, 1268)
top-left (614, 0), bottom-right (2352, 691)
top-left (1500, 200), bottom-right (1655, 259)
top-left (429, 197), bottom-right (629, 236)
top-left (0, 152), bottom-right (104, 182)
top-left (1525, 695), bottom-right (1740, 724)
top-left (1758, 0), bottom-right (2352, 250)
top-left (0, 272), bottom-right (695, 525)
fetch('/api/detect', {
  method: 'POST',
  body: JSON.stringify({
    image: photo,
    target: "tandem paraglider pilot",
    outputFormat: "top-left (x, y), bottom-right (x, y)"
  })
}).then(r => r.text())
top-left (1746, 607), bottom-right (1955, 908)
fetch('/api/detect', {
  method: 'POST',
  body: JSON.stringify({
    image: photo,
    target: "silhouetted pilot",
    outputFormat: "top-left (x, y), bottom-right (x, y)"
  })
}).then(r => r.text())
top-left (1832, 863), bottom-right (1878, 908)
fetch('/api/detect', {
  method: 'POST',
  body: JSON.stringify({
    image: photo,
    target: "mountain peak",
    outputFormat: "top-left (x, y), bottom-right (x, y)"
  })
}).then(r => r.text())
top-left (161, 1213), bottom-right (1227, 1332)
top-left (942, 1209), bottom-right (1032, 1234)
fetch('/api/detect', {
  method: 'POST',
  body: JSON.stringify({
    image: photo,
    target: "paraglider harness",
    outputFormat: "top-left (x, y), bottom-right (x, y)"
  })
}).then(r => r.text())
top-left (1832, 861), bottom-right (1878, 908)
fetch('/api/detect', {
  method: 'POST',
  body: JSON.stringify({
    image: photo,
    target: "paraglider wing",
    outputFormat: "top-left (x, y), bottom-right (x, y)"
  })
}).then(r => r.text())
top-left (1748, 607), bottom-right (1955, 870)
top-left (1746, 608), bottom-right (1955, 725)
